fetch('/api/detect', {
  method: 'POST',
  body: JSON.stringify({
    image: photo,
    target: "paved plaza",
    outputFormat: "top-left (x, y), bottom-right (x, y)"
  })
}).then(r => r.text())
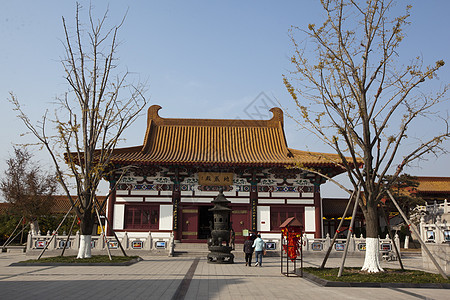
top-left (0, 252), bottom-right (448, 300)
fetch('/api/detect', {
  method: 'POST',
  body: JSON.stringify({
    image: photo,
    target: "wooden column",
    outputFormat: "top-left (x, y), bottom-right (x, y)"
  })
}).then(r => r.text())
top-left (172, 167), bottom-right (181, 240)
top-left (249, 170), bottom-right (259, 232)
top-left (106, 180), bottom-right (116, 236)
top-left (313, 175), bottom-right (322, 238)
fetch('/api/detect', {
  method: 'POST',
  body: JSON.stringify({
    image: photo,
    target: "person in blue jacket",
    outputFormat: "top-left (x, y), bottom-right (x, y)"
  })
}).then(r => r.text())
top-left (252, 234), bottom-right (265, 267)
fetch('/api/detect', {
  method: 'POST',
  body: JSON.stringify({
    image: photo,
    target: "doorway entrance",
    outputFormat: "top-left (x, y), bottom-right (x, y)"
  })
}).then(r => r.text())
top-left (198, 205), bottom-right (213, 239)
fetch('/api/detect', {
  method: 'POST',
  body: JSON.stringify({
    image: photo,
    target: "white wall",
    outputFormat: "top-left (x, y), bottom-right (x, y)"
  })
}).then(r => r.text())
top-left (257, 206), bottom-right (270, 232)
top-left (304, 206), bottom-right (316, 232)
top-left (113, 204), bottom-right (125, 230)
top-left (159, 204), bottom-right (173, 230)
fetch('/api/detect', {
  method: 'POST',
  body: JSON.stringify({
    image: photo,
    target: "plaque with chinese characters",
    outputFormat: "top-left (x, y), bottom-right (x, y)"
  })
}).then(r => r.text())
top-left (198, 172), bottom-right (233, 186)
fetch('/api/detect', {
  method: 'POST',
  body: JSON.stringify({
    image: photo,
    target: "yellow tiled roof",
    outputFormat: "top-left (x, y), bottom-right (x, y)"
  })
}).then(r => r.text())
top-left (416, 177), bottom-right (450, 193)
top-left (108, 105), bottom-right (352, 170)
top-left (51, 196), bottom-right (107, 214)
top-left (0, 196), bottom-right (107, 215)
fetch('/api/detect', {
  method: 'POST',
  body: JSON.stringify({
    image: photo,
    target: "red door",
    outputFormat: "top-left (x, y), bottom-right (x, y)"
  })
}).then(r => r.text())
top-left (231, 206), bottom-right (251, 243)
top-left (181, 206), bottom-right (198, 240)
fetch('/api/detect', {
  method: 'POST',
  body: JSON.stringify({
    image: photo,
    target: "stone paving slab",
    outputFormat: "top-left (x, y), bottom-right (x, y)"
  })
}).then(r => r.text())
top-left (0, 252), bottom-right (449, 300)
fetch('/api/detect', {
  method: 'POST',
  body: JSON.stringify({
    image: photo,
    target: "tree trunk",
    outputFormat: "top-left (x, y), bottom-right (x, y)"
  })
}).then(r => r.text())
top-left (77, 235), bottom-right (92, 259)
top-left (77, 212), bottom-right (95, 259)
top-left (29, 219), bottom-right (39, 236)
top-left (361, 204), bottom-right (383, 272)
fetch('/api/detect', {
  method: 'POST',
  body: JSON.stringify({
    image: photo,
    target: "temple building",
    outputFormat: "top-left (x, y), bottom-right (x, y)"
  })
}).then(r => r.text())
top-left (414, 177), bottom-right (450, 204)
top-left (104, 105), bottom-right (349, 243)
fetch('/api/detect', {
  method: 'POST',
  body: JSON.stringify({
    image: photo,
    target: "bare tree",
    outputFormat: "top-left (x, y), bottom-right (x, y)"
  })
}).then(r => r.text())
top-left (10, 3), bottom-right (147, 258)
top-left (0, 147), bottom-right (58, 235)
top-left (283, 0), bottom-right (449, 272)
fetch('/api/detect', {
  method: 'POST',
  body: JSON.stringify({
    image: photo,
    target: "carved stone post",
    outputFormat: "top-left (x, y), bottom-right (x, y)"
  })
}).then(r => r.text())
top-left (74, 231), bottom-right (80, 250)
top-left (122, 232), bottom-right (129, 250)
top-left (324, 233), bottom-right (331, 250)
top-left (146, 231), bottom-right (152, 250)
top-left (27, 232), bottom-right (32, 251)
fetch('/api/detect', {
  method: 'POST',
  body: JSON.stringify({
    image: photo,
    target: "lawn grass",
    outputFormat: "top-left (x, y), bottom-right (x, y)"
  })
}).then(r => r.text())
top-left (303, 267), bottom-right (450, 284)
top-left (21, 255), bottom-right (140, 264)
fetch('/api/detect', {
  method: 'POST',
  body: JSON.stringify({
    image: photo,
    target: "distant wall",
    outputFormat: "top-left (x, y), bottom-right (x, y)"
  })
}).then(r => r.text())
top-left (422, 244), bottom-right (450, 274)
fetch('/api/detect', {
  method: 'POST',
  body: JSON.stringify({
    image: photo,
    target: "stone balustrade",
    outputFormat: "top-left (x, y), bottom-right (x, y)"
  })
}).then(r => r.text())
top-left (301, 233), bottom-right (400, 256)
top-left (260, 233), bottom-right (400, 258)
top-left (419, 218), bottom-right (450, 273)
top-left (26, 231), bottom-right (174, 256)
top-left (418, 209), bottom-right (450, 244)
top-left (414, 201), bottom-right (450, 273)
top-left (25, 230), bottom-right (400, 259)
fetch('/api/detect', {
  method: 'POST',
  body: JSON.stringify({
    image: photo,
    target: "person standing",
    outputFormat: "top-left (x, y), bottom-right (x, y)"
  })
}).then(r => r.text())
top-left (252, 234), bottom-right (265, 267)
top-left (243, 236), bottom-right (254, 266)
top-left (230, 226), bottom-right (235, 250)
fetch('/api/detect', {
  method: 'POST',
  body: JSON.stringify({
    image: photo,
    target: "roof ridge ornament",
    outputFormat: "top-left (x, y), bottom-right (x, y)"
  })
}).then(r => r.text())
top-left (269, 107), bottom-right (283, 126)
top-left (148, 105), bottom-right (163, 122)
top-left (146, 104), bottom-right (283, 127)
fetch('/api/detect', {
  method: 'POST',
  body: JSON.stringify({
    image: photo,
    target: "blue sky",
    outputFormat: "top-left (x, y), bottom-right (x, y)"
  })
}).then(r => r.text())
top-left (1, 1), bottom-right (449, 198)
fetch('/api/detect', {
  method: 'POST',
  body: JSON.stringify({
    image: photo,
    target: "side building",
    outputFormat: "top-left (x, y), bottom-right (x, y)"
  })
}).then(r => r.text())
top-left (414, 177), bottom-right (450, 204)
top-left (105, 105), bottom-right (350, 243)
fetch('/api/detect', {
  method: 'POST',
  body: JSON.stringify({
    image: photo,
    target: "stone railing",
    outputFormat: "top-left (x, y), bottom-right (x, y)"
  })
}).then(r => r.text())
top-left (427, 199), bottom-right (449, 215)
top-left (260, 233), bottom-right (400, 258)
top-left (416, 199), bottom-right (449, 216)
top-left (302, 233), bottom-right (400, 256)
top-left (26, 231), bottom-right (174, 256)
top-left (419, 215), bottom-right (450, 244)
top-left (416, 204), bottom-right (450, 273)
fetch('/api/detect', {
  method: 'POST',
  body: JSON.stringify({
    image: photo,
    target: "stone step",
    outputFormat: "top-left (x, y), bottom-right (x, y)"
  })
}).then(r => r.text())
top-left (173, 243), bottom-right (244, 257)
top-left (174, 243), bottom-right (243, 250)
top-left (173, 251), bottom-right (209, 257)
top-left (174, 244), bottom-right (208, 251)
top-left (172, 243), bottom-right (282, 258)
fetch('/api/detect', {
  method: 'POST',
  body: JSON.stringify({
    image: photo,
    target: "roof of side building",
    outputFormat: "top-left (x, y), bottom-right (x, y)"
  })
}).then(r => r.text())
top-left (415, 177), bottom-right (450, 194)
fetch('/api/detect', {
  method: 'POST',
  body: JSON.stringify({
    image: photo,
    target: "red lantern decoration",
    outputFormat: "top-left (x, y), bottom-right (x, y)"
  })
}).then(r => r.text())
top-left (280, 217), bottom-right (303, 262)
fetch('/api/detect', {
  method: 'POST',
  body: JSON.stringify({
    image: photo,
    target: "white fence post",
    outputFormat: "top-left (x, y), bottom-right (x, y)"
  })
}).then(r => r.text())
top-left (324, 233), bottom-right (331, 249)
top-left (444, 199), bottom-right (448, 214)
top-left (52, 232), bottom-right (57, 250)
top-left (27, 232), bottom-right (32, 251)
top-left (168, 232), bottom-right (174, 257)
top-left (394, 233), bottom-right (400, 253)
top-left (74, 231), bottom-right (80, 250)
top-left (352, 234), bottom-right (357, 252)
top-left (303, 234), bottom-right (309, 251)
top-left (419, 216), bottom-right (425, 241)
top-left (146, 231), bottom-right (152, 250)
top-left (122, 232), bottom-right (129, 250)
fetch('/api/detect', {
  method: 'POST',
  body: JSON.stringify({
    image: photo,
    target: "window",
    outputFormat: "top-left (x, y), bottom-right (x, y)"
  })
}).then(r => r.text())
top-left (270, 206), bottom-right (304, 231)
top-left (444, 230), bottom-right (450, 242)
top-left (125, 205), bottom-right (159, 229)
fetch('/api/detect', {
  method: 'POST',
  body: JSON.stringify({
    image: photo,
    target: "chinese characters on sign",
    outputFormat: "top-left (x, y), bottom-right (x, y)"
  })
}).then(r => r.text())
top-left (198, 172), bottom-right (234, 186)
